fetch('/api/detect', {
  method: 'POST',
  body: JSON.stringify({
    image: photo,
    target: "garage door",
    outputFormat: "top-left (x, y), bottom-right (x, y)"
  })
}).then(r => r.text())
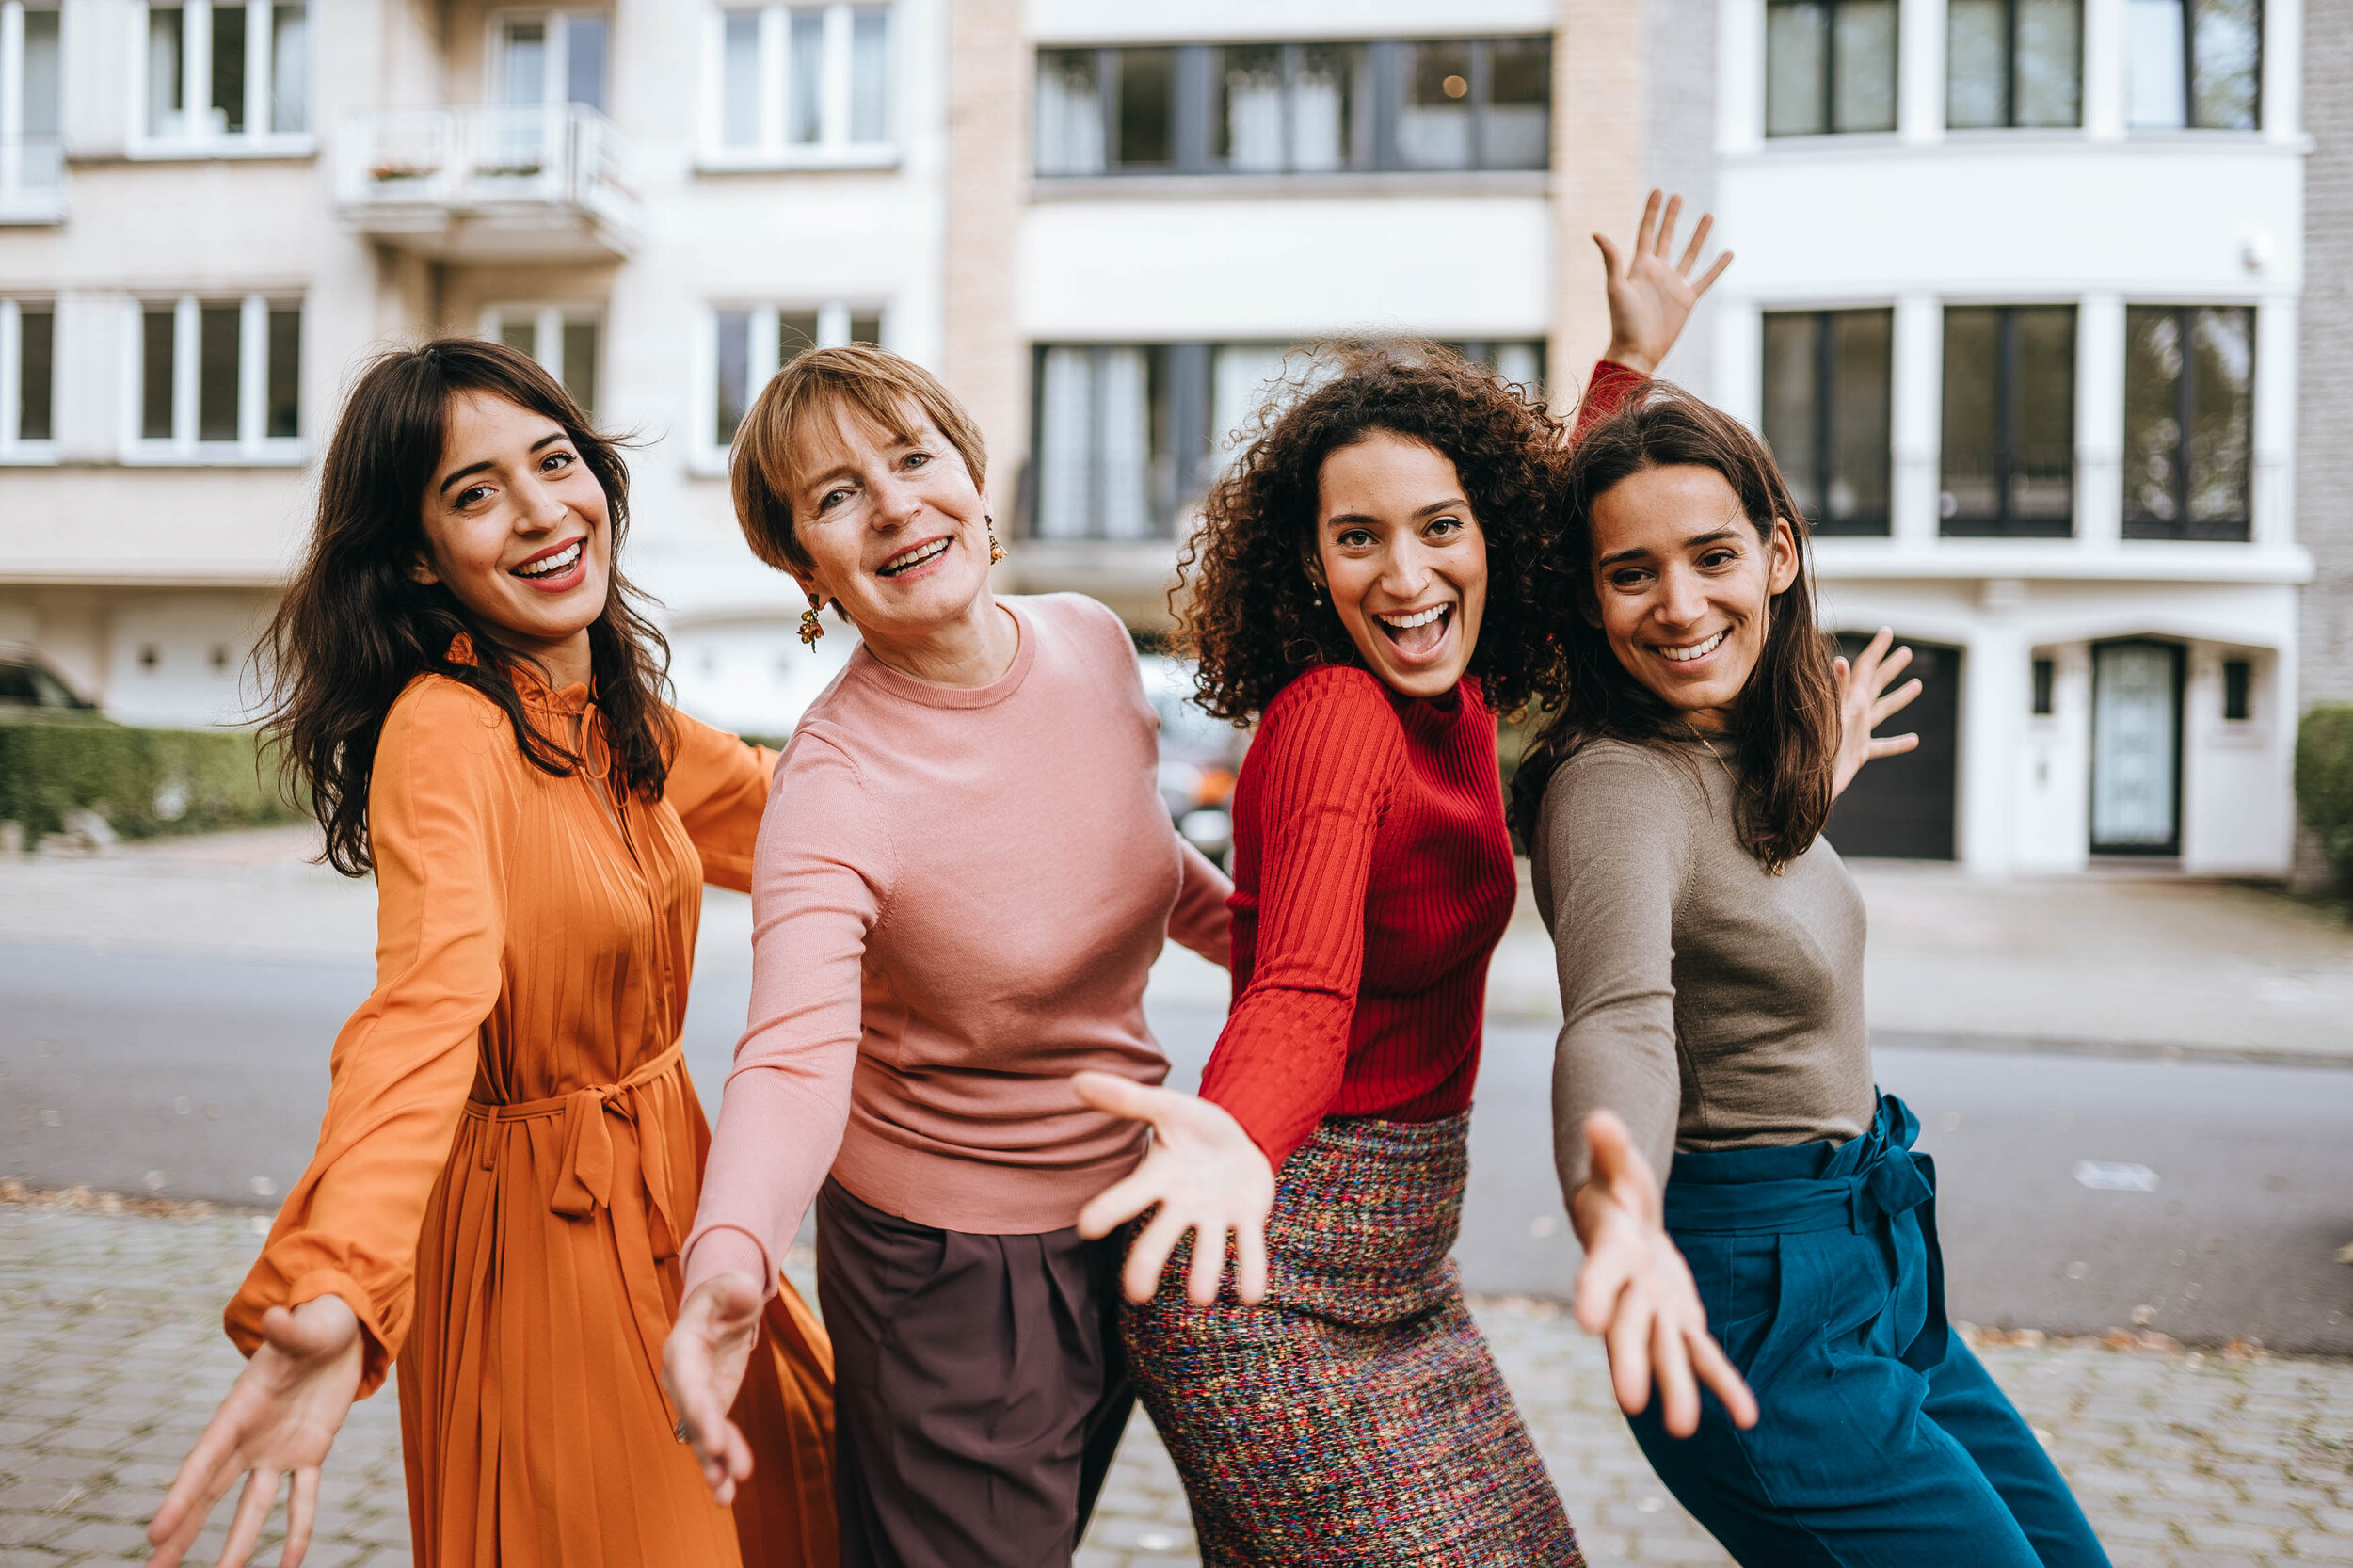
top-left (1824, 635), bottom-right (1962, 860)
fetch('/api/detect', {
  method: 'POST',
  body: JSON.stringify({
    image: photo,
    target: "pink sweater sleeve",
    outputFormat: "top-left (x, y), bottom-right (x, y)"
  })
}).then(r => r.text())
top-left (682, 730), bottom-right (886, 1298)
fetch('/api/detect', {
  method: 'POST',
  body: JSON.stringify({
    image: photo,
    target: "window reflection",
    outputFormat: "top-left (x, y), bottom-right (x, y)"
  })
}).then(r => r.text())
top-left (2124, 305), bottom-right (2253, 539)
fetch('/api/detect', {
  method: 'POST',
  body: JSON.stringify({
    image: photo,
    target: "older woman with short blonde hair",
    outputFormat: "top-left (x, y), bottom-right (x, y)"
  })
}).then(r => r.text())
top-left (663, 346), bottom-right (1233, 1568)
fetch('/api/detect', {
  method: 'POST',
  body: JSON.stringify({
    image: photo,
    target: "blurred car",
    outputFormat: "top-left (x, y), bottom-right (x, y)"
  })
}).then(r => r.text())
top-left (1138, 651), bottom-right (1249, 867)
top-left (0, 648), bottom-right (97, 712)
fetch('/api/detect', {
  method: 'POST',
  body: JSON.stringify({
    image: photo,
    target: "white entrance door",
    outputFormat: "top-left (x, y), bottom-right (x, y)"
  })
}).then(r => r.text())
top-left (2090, 640), bottom-right (2183, 855)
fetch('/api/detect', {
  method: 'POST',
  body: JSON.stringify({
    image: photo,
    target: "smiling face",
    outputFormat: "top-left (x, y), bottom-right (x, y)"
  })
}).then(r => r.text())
top-left (1313, 432), bottom-right (1489, 700)
top-left (785, 397), bottom-right (994, 648)
top-left (413, 390), bottom-right (612, 680)
top-left (1586, 463), bottom-right (1797, 730)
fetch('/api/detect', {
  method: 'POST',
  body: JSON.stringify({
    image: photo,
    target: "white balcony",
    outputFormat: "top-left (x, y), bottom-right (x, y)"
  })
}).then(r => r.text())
top-left (0, 136), bottom-right (64, 224)
top-left (336, 104), bottom-right (639, 262)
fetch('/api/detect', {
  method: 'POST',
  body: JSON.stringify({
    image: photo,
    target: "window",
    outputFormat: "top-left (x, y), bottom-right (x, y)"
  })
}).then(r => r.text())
top-left (2122, 305), bottom-right (2252, 541)
top-left (1761, 309), bottom-right (1892, 536)
top-left (1, 296), bottom-right (54, 457)
top-left (1947, 0), bottom-right (2081, 127)
top-left (2126, 0), bottom-right (2259, 129)
top-left (1766, 0), bottom-right (1897, 136)
top-left (2032, 656), bottom-right (2056, 714)
top-left (1033, 38), bottom-right (1551, 177)
top-left (1940, 305), bottom-right (2075, 536)
top-left (140, 2), bottom-right (310, 152)
top-left (2221, 657), bottom-right (2250, 720)
top-left (495, 11), bottom-right (610, 112)
top-left (132, 295), bottom-right (302, 458)
top-left (712, 4), bottom-right (892, 162)
top-left (1, 2), bottom-right (62, 217)
top-left (1031, 338), bottom-right (1544, 539)
top-left (711, 302), bottom-right (882, 449)
top-left (489, 307), bottom-right (602, 418)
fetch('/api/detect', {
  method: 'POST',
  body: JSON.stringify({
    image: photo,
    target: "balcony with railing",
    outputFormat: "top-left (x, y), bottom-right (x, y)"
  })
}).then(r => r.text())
top-left (0, 136), bottom-right (64, 224)
top-left (335, 104), bottom-right (638, 261)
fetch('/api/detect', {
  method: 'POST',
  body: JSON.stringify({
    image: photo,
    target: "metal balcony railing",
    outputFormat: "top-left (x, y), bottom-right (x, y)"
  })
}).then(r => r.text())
top-left (0, 136), bottom-right (65, 224)
top-left (335, 104), bottom-right (639, 260)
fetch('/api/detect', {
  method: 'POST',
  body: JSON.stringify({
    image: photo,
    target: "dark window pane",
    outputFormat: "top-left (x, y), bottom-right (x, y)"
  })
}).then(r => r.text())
top-left (1295, 44), bottom-right (1367, 171)
top-left (1833, 0), bottom-right (1899, 131)
top-left (2017, 0), bottom-right (2083, 125)
top-left (1399, 40), bottom-right (1474, 168)
top-left (1035, 50), bottom-right (1105, 174)
top-left (212, 1), bottom-right (247, 134)
top-left (266, 306), bottom-right (299, 438)
top-left (1217, 45), bottom-right (1285, 171)
top-left (499, 316), bottom-right (537, 356)
top-left (148, 6), bottom-right (185, 137)
top-left (2185, 305), bottom-right (2252, 531)
top-left (2010, 305), bottom-right (2075, 527)
top-left (1485, 37), bottom-right (1552, 168)
top-left (1115, 48), bottom-right (1176, 168)
top-left (271, 6), bottom-right (310, 133)
top-left (2123, 305), bottom-right (2183, 526)
top-left (199, 304), bottom-right (241, 441)
top-left (1767, 2), bottom-right (1829, 135)
top-left (18, 308), bottom-right (54, 443)
top-left (1762, 312), bottom-right (1824, 520)
top-left (142, 308), bottom-right (176, 440)
top-left (1829, 310), bottom-right (1893, 530)
top-left (715, 310), bottom-right (750, 444)
top-left (2188, 0), bottom-right (2260, 127)
top-left (567, 15), bottom-right (609, 111)
top-left (1946, 0), bottom-right (2009, 127)
top-left (562, 320), bottom-right (598, 416)
top-left (849, 311), bottom-right (882, 345)
top-left (1941, 307), bottom-right (2001, 525)
top-left (778, 310), bottom-right (820, 359)
top-left (789, 8), bottom-right (824, 143)
top-left (2032, 657), bottom-right (2056, 714)
top-left (23, 8), bottom-right (61, 137)
top-left (2221, 658), bottom-right (2250, 720)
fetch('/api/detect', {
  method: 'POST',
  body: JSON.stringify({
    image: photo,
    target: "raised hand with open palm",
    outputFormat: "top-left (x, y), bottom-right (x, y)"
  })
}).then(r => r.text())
top-left (1598, 189), bottom-right (1735, 376)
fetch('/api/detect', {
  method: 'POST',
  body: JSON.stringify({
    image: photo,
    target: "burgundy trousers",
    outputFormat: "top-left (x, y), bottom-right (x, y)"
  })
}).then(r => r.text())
top-left (814, 1176), bottom-right (1134, 1568)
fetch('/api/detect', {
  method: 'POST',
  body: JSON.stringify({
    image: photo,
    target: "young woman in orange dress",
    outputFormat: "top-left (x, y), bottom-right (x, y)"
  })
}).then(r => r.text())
top-left (142, 340), bottom-right (836, 1568)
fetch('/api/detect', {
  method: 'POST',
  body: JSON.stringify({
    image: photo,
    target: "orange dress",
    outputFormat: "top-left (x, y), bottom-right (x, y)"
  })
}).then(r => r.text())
top-left (226, 660), bottom-right (837, 1567)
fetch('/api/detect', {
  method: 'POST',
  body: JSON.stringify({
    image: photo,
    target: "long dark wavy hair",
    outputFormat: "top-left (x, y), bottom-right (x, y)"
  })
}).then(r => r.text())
top-left (1509, 385), bottom-right (1839, 872)
top-left (260, 338), bottom-right (674, 876)
top-left (1177, 343), bottom-right (1566, 722)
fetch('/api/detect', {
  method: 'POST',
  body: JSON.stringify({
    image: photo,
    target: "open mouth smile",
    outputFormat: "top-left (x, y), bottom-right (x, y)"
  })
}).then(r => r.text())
top-left (1653, 628), bottom-right (1730, 664)
top-left (878, 537), bottom-right (952, 577)
top-left (1374, 603), bottom-right (1453, 657)
top-left (511, 537), bottom-right (585, 583)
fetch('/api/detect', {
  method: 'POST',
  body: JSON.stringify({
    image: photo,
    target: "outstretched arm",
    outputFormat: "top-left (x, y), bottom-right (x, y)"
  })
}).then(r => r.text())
top-left (1598, 189), bottom-right (1734, 376)
top-left (1833, 627), bottom-right (1924, 797)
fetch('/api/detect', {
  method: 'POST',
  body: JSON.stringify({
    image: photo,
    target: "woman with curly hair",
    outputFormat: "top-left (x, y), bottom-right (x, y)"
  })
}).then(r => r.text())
top-left (1067, 195), bottom-right (1754, 1563)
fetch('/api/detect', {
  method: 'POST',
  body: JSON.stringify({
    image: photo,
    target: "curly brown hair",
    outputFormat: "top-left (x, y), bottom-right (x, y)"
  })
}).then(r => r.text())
top-left (1176, 343), bottom-right (1567, 722)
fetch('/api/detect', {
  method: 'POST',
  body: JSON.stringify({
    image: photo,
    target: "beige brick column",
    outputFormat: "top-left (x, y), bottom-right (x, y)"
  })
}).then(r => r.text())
top-left (1551, 0), bottom-right (1648, 401)
top-left (943, 0), bottom-right (1029, 525)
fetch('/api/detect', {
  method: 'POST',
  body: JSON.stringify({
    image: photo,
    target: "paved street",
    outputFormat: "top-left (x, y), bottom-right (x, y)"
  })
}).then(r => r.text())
top-left (3, 1191), bottom-right (2350, 1568)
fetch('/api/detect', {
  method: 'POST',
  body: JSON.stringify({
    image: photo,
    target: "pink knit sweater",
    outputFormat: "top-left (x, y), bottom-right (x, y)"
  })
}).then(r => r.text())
top-left (684, 595), bottom-right (1232, 1293)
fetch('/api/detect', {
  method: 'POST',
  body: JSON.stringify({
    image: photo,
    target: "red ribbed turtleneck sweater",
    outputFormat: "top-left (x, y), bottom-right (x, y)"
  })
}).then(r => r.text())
top-left (1196, 358), bottom-right (1647, 1169)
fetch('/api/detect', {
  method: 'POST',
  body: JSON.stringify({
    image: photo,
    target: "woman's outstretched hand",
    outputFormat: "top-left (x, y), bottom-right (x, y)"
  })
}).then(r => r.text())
top-left (1072, 1070), bottom-right (1276, 1307)
top-left (662, 1272), bottom-right (764, 1506)
top-left (1570, 1112), bottom-right (1760, 1439)
top-left (1598, 189), bottom-right (1735, 376)
top-left (146, 1293), bottom-right (363, 1568)
top-left (1832, 626), bottom-right (1924, 798)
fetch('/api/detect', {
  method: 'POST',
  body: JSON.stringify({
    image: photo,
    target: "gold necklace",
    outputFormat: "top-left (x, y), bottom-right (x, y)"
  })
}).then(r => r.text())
top-left (1688, 723), bottom-right (1737, 786)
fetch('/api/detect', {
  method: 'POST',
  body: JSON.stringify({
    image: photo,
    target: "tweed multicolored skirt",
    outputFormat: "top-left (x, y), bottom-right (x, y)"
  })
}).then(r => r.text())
top-left (1121, 1112), bottom-right (1584, 1567)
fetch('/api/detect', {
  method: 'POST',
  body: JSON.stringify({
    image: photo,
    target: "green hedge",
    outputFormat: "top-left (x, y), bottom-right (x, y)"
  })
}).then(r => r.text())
top-left (2297, 704), bottom-right (2353, 890)
top-left (0, 711), bottom-right (300, 847)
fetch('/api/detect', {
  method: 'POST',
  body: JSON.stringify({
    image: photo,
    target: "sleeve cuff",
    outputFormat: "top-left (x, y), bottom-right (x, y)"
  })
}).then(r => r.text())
top-left (227, 1268), bottom-right (398, 1400)
top-left (681, 1224), bottom-right (777, 1304)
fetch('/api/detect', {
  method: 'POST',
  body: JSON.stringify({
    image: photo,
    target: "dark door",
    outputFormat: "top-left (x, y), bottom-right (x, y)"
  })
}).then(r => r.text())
top-left (1824, 634), bottom-right (1962, 860)
top-left (2089, 639), bottom-right (2185, 856)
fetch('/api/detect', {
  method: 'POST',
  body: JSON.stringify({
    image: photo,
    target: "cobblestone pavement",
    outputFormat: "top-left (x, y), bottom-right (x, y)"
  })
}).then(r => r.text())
top-left (5, 1195), bottom-right (2350, 1568)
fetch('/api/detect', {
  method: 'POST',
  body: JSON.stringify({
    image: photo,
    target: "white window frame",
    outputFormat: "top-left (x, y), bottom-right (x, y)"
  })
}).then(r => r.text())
top-left (699, 3), bottom-right (896, 170)
top-left (0, 296), bottom-right (57, 463)
top-left (482, 302), bottom-right (603, 412)
top-left (487, 8), bottom-right (612, 109)
top-left (130, 0), bottom-right (314, 159)
top-left (122, 293), bottom-right (305, 465)
top-left (1, 1), bottom-right (65, 221)
top-left (695, 300), bottom-right (886, 472)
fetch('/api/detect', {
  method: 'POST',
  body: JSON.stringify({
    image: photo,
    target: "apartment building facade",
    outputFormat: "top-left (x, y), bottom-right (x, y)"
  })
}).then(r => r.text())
top-left (0, 0), bottom-right (950, 733)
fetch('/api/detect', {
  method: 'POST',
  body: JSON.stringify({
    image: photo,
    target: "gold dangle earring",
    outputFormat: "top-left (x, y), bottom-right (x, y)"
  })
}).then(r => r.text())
top-left (798, 590), bottom-right (825, 648)
top-left (985, 514), bottom-right (1006, 566)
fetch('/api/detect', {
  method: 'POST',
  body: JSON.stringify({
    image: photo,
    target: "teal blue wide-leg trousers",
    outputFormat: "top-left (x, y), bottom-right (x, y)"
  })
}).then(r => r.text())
top-left (1627, 1095), bottom-right (2110, 1568)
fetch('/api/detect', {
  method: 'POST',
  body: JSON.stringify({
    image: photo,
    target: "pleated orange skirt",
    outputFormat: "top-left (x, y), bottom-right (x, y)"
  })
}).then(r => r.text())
top-left (395, 1053), bottom-right (838, 1567)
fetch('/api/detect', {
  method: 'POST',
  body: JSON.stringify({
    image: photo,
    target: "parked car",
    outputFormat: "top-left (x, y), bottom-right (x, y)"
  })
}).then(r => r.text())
top-left (1137, 652), bottom-right (1249, 867)
top-left (0, 648), bottom-right (97, 712)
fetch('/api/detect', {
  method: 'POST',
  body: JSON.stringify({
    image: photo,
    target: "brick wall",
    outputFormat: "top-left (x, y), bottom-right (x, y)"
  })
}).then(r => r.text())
top-left (1645, 0), bottom-right (1722, 399)
top-left (2301, 0), bottom-right (2353, 707)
